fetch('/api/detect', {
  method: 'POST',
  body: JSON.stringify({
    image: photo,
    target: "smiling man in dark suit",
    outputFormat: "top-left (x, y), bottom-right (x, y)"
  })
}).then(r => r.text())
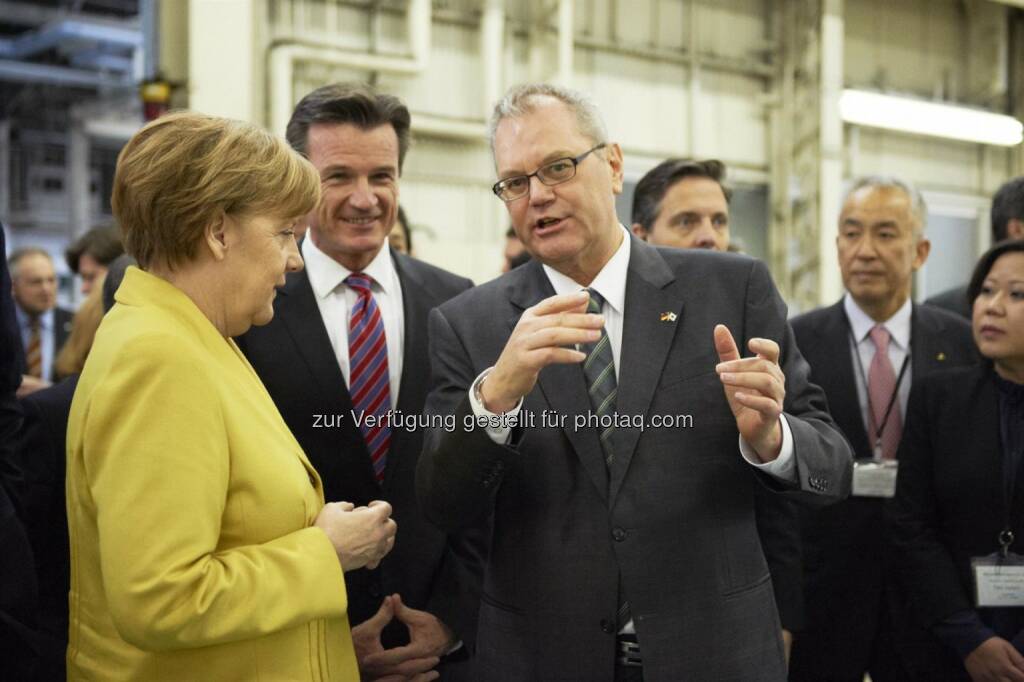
top-left (416, 83), bottom-right (852, 682)
top-left (788, 176), bottom-right (976, 682)
top-left (236, 83), bottom-right (477, 681)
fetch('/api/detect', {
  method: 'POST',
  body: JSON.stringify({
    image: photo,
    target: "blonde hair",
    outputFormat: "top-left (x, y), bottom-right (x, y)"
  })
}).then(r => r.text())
top-left (112, 111), bottom-right (320, 269)
top-left (55, 274), bottom-right (106, 378)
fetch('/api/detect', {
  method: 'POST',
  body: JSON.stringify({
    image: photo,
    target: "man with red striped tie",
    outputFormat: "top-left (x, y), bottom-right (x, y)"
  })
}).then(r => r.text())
top-left (237, 83), bottom-right (478, 681)
top-left (9, 248), bottom-right (72, 397)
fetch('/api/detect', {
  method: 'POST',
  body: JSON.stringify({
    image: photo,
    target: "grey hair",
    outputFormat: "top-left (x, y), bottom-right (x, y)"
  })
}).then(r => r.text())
top-left (844, 175), bottom-right (928, 238)
top-left (487, 83), bottom-right (609, 156)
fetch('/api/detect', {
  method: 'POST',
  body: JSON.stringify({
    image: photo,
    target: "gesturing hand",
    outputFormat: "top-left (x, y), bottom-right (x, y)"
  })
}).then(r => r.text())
top-left (352, 596), bottom-right (442, 682)
top-left (714, 324), bottom-right (785, 462)
top-left (965, 637), bottom-right (1024, 682)
top-left (481, 290), bottom-right (604, 413)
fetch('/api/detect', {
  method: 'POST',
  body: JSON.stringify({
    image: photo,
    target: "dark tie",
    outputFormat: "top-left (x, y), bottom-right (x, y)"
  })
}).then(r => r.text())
top-left (579, 288), bottom-right (630, 628)
top-left (867, 325), bottom-right (902, 460)
top-left (26, 317), bottom-right (42, 378)
top-left (581, 289), bottom-right (617, 467)
top-left (346, 273), bottom-right (391, 482)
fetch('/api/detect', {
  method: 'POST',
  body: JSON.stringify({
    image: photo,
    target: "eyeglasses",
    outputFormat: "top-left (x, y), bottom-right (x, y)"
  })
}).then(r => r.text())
top-left (492, 143), bottom-right (607, 202)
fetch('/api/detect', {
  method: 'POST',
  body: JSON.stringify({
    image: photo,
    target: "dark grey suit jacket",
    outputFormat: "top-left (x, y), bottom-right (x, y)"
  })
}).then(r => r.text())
top-left (417, 238), bottom-right (853, 682)
top-left (236, 250), bottom-right (484, 656)
top-left (789, 300), bottom-right (975, 679)
top-left (924, 285), bottom-right (970, 320)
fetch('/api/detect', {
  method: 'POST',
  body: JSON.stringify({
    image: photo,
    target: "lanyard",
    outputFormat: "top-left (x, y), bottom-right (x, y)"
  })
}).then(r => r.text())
top-left (847, 327), bottom-right (910, 458)
top-left (999, 394), bottom-right (1023, 557)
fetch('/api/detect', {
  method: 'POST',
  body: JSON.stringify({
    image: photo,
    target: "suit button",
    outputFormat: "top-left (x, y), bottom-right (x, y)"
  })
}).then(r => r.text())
top-left (600, 619), bottom-right (615, 634)
top-left (612, 528), bottom-right (627, 542)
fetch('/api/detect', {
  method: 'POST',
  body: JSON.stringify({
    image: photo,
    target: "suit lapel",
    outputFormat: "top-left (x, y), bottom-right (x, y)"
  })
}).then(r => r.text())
top-left (275, 268), bottom-right (375, 483)
top-left (909, 304), bottom-right (960, 380)
top-left (389, 253), bottom-right (431, 492)
top-left (511, 261), bottom-right (611, 503)
top-left (818, 301), bottom-right (872, 458)
top-left (609, 241), bottom-right (680, 503)
top-left (276, 269), bottom-right (352, 407)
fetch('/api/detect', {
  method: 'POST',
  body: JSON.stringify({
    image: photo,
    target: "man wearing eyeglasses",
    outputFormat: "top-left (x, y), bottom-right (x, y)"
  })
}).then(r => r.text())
top-left (416, 83), bottom-right (853, 682)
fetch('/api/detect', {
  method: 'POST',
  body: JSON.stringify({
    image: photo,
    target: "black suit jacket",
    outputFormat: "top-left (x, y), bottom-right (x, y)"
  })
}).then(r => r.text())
top-left (5, 376), bottom-right (79, 681)
top-left (236, 250), bottom-right (482, 650)
top-left (417, 239), bottom-right (853, 682)
top-left (0, 224), bottom-right (40, 680)
top-left (789, 300), bottom-right (975, 678)
top-left (890, 363), bottom-right (1024, 679)
top-left (924, 284), bottom-right (970, 320)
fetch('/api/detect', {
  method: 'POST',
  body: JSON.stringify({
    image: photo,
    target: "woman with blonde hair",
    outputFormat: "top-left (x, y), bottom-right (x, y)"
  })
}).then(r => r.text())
top-left (66, 111), bottom-right (397, 681)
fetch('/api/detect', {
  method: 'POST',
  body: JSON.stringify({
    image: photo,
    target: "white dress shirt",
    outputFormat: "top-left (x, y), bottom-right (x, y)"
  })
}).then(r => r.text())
top-left (843, 294), bottom-right (912, 451)
top-left (468, 225), bottom-right (796, 479)
top-left (302, 237), bottom-right (404, 408)
top-left (16, 305), bottom-right (55, 380)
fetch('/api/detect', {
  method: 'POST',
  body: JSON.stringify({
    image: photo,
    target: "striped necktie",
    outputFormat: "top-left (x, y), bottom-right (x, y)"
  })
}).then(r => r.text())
top-left (26, 316), bottom-right (42, 378)
top-left (346, 273), bottom-right (391, 483)
top-left (581, 289), bottom-right (617, 466)
top-left (579, 288), bottom-right (630, 628)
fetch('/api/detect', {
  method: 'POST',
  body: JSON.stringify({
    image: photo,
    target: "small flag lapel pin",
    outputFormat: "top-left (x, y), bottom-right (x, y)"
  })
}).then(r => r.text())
top-left (660, 312), bottom-right (677, 322)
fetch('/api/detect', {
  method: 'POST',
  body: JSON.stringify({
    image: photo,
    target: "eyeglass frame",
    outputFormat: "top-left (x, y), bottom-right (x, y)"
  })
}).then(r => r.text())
top-left (491, 143), bottom-right (608, 202)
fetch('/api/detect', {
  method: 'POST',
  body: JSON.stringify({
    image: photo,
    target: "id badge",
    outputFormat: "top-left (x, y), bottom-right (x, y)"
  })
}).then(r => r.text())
top-left (973, 552), bottom-right (1024, 607)
top-left (852, 459), bottom-right (898, 498)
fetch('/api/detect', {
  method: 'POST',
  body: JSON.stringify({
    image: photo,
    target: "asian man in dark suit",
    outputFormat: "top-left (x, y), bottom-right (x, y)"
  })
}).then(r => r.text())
top-left (235, 83), bottom-right (478, 681)
top-left (788, 176), bottom-right (976, 682)
top-left (416, 82), bottom-right (853, 682)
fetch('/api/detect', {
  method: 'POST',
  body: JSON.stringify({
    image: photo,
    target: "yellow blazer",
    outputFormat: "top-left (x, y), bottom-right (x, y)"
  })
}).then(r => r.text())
top-left (66, 267), bottom-right (358, 681)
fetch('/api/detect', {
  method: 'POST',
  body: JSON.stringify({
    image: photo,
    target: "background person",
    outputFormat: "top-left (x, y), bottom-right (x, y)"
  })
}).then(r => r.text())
top-left (926, 177), bottom-right (1024, 320)
top-left (788, 176), bottom-right (976, 682)
top-left (630, 155), bottom-right (804, 661)
top-left (890, 239), bottom-right (1024, 682)
top-left (66, 111), bottom-right (397, 681)
top-left (9, 248), bottom-right (72, 394)
top-left (64, 226), bottom-right (124, 296)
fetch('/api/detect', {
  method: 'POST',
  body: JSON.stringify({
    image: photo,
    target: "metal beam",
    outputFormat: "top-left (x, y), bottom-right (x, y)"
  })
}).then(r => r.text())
top-left (0, 17), bottom-right (142, 60)
top-left (0, 58), bottom-right (134, 88)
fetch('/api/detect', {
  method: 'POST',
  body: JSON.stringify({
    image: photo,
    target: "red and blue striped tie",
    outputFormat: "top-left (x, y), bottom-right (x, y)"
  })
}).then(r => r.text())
top-left (346, 273), bottom-right (391, 482)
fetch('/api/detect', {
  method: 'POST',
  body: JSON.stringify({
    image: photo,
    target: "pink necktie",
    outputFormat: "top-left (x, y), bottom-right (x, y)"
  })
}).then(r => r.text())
top-left (867, 325), bottom-right (902, 460)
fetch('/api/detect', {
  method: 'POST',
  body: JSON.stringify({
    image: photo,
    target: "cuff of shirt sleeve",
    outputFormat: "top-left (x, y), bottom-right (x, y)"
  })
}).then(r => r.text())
top-left (739, 415), bottom-right (796, 483)
top-left (468, 367), bottom-right (523, 446)
top-left (931, 610), bottom-right (996, 660)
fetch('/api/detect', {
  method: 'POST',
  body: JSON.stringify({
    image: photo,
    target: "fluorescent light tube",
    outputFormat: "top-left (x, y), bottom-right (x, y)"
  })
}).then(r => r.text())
top-left (839, 89), bottom-right (1023, 147)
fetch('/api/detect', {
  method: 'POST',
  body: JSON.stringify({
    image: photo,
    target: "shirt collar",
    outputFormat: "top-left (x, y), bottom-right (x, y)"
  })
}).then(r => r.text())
top-left (15, 304), bottom-right (52, 331)
top-left (542, 225), bottom-right (631, 314)
top-left (843, 293), bottom-right (912, 350)
top-left (302, 237), bottom-right (396, 299)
